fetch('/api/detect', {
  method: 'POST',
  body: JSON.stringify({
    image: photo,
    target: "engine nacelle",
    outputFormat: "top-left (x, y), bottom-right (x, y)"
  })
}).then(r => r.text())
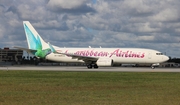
top-left (96, 58), bottom-right (113, 67)
top-left (152, 63), bottom-right (160, 67)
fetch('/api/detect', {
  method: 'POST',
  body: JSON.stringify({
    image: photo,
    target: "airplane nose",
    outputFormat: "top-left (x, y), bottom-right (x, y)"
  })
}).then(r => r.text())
top-left (164, 55), bottom-right (170, 61)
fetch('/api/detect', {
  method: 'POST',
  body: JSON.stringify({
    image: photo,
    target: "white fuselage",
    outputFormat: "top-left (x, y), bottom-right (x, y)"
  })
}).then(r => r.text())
top-left (45, 47), bottom-right (169, 64)
top-left (21, 21), bottom-right (169, 68)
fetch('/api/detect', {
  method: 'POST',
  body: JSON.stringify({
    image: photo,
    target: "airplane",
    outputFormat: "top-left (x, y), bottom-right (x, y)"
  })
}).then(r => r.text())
top-left (15, 21), bottom-right (169, 69)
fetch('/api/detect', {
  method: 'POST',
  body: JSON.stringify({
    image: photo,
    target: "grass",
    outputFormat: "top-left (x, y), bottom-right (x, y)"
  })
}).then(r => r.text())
top-left (0, 70), bottom-right (180, 105)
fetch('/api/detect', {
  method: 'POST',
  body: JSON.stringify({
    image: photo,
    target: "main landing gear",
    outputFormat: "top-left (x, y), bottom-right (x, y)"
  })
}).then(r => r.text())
top-left (151, 66), bottom-right (155, 69)
top-left (87, 64), bottom-right (98, 69)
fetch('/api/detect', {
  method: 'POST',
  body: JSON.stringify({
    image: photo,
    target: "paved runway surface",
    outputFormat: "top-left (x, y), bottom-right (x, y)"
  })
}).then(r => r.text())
top-left (0, 66), bottom-right (180, 72)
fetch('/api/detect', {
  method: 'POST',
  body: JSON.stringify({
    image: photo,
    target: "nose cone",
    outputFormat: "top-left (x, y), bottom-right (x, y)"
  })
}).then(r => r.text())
top-left (163, 55), bottom-right (169, 62)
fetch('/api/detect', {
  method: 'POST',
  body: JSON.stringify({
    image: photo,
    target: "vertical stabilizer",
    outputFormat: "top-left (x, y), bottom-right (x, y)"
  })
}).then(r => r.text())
top-left (23, 21), bottom-right (52, 58)
top-left (23, 21), bottom-right (48, 50)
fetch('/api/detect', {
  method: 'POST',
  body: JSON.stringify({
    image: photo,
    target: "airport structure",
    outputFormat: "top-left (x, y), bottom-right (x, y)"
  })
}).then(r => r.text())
top-left (0, 47), bottom-right (23, 64)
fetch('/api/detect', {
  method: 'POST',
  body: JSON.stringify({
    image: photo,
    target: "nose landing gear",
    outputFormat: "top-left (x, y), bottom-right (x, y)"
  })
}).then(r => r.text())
top-left (151, 63), bottom-right (160, 69)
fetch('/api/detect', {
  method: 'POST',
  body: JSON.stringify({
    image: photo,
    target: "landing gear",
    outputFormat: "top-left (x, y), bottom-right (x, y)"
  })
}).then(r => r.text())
top-left (94, 64), bottom-right (99, 69)
top-left (151, 66), bottom-right (155, 69)
top-left (87, 64), bottom-right (99, 69)
top-left (87, 64), bottom-right (93, 69)
top-left (151, 63), bottom-right (159, 69)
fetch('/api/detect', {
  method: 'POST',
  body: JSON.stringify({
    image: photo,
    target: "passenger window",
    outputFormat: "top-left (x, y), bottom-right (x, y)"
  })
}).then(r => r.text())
top-left (156, 53), bottom-right (163, 55)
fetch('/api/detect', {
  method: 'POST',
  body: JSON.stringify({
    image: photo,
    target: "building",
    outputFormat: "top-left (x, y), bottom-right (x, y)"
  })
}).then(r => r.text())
top-left (0, 47), bottom-right (23, 63)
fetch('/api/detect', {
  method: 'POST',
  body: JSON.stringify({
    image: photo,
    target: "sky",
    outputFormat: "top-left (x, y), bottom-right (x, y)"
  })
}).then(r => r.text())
top-left (0, 0), bottom-right (180, 57)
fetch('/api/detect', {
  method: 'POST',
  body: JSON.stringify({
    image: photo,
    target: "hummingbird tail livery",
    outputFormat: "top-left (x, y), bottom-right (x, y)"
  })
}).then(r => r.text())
top-left (23, 21), bottom-right (49, 50)
top-left (15, 21), bottom-right (169, 69)
top-left (20, 21), bottom-right (52, 58)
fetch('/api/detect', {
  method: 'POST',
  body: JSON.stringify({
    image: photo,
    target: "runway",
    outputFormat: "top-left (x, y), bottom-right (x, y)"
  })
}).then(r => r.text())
top-left (0, 66), bottom-right (180, 72)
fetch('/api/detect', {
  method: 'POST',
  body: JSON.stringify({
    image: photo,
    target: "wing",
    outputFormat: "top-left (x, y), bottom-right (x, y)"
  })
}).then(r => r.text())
top-left (47, 43), bottom-right (99, 62)
top-left (59, 52), bottom-right (99, 62)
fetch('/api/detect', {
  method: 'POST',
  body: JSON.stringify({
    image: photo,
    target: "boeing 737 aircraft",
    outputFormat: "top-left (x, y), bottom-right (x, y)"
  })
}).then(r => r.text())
top-left (15, 21), bottom-right (169, 69)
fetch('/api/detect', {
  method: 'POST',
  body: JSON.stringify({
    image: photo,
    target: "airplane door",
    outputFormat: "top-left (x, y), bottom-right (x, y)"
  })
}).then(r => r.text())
top-left (148, 52), bottom-right (151, 59)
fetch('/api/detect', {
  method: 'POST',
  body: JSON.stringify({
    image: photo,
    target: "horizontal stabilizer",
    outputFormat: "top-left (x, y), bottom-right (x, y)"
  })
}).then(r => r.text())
top-left (13, 46), bottom-right (37, 53)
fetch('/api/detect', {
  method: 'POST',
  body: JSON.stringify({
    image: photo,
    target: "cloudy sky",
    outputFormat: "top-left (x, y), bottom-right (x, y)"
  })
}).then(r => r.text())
top-left (0, 0), bottom-right (180, 57)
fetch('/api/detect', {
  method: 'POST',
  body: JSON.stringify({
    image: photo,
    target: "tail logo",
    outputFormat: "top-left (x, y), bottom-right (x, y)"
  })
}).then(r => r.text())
top-left (24, 24), bottom-right (51, 58)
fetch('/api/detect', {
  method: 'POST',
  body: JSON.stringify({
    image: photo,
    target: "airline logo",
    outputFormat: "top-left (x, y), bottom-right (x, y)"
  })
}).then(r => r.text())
top-left (24, 24), bottom-right (51, 58)
top-left (64, 49), bottom-right (145, 58)
top-left (24, 24), bottom-right (41, 50)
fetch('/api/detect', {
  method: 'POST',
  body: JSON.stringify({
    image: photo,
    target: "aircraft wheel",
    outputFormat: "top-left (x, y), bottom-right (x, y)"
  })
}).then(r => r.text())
top-left (151, 66), bottom-right (155, 69)
top-left (87, 64), bottom-right (93, 69)
top-left (94, 64), bottom-right (99, 69)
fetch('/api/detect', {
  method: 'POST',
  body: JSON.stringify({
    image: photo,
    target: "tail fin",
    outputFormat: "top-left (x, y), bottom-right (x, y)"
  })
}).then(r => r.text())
top-left (23, 21), bottom-right (49, 50)
top-left (23, 21), bottom-right (51, 58)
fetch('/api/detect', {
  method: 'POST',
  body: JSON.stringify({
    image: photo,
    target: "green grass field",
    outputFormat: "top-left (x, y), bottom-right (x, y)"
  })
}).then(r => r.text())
top-left (0, 70), bottom-right (180, 105)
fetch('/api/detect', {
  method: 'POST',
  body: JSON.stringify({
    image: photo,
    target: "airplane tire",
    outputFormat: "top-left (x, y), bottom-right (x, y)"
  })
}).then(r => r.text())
top-left (87, 64), bottom-right (93, 69)
top-left (94, 64), bottom-right (99, 69)
top-left (151, 66), bottom-right (155, 69)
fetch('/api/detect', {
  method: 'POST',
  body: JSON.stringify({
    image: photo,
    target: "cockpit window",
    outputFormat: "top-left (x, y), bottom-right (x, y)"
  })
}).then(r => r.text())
top-left (156, 53), bottom-right (163, 55)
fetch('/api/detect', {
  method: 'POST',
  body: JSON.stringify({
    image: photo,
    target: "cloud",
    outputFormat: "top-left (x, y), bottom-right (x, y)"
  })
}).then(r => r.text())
top-left (0, 0), bottom-right (180, 57)
top-left (153, 8), bottom-right (180, 22)
top-left (0, 24), bottom-right (5, 39)
top-left (47, 0), bottom-right (96, 14)
top-left (122, 0), bottom-right (153, 16)
top-left (48, 0), bottom-right (87, 9)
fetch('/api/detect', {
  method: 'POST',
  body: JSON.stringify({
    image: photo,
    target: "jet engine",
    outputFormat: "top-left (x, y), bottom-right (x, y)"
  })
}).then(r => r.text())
top-left (96, 58), bottom-right (113, 66)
